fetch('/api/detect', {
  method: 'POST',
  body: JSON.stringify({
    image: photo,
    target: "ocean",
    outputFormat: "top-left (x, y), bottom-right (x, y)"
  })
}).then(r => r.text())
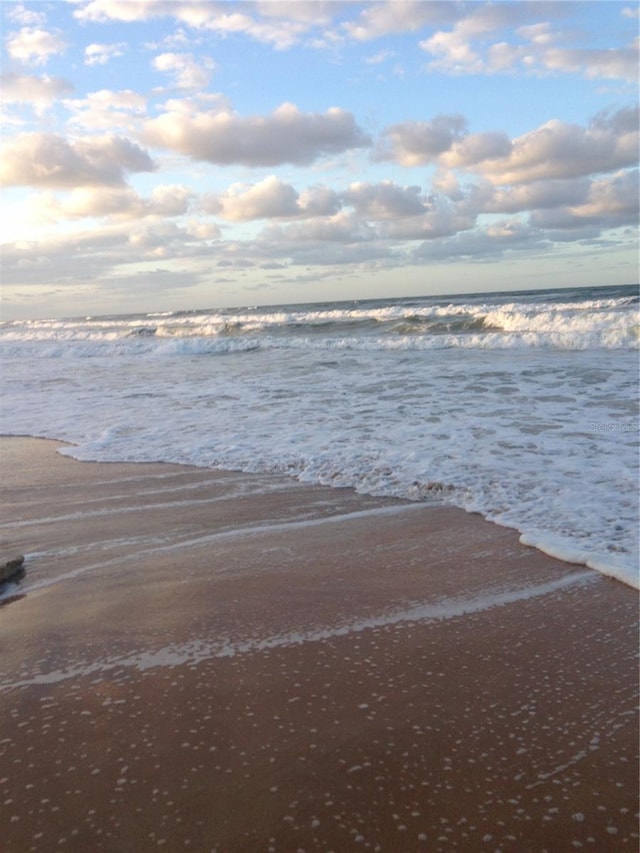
top-left (1, 283), bottom-right (638, 588)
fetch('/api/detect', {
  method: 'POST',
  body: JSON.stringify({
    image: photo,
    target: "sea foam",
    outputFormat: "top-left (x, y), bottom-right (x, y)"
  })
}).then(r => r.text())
top-left (1, 285), bottom-right (638, 588)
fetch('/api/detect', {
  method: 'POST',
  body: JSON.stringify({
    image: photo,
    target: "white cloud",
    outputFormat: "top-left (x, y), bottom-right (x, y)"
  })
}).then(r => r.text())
top-left (463, 108), bottom-right (639, 184)
top-left (378, 108), bottom-right (639, 187)
top-left (144, 28), bottom-right (191, 50)
top-left (420, 4), bottom-right (638, 82)
top-left (374, 115), bottom-right (467, 166)
top-left (202, 176), bottom-right (344, 221)
top-left (1, 73), bottom-right (73, 106)
top-left (263, 210), bottom-right (375, 243)
top-left (516, 22), bottom-right (556, 47)
top-left (196, 10), bottom-right (309, 50)
top-left (6, 27), bottom-right (67, 66)
top-left (142, 101), bottom-right (371, 166)
top-left (414, 218), bottom-right (547, 262)
top-left (297, 185), bottom-right (341, 217)
top-left (204, 176), bottom-right (300, 221)
top-left (0, 133), bottom-right (155, 188)
top-left (158, 92), bottom-right (232, 116)
top-left (64, 89), bottom-right (147, 131)
top-left (2, 3), bottom-right (637, 302)
top-left (153, 52), bottom-right (216, 90)
top-left (382, 198), bottom-right (475, 241)
top-left (33, 187), bottom-right (140, 220)
top-left (344, 1), bottom-right (457, 41)
top-left (7, 4), bottom-right (46, 26)
top-left (84, 42), bottom-right (126, 65)
top-left (72, 0), bottom-right (159, 24)
top-left (343, 181), bottom-right (427, 219)
top-left (420, 2), bottom-right (538, 75)
top-left (203, 178), bottom-right (437, 223)
top-left (364, 49), bottom-right (396, 65)
top-left (149, 184), bottom-right (194, 217)
top-left (439, 131), bottom-right (512, 168)
top-left (540, 42), bottom-right (639, 83)
top-left (2, 217), bottom-right (221, 289)
top-left (485, 178), bottom-right (591, 215)
top-left (256, 2), bottom-right (336, 25)
top-left (73, 0), bottom-right (315, 49)
top-left (423, 28), bottom-right (484, 74)
top-left (484, 37), bottom-right (640, 83)
top-left (530, 170), bottom-right (639, 231)
top-left (31, 184), bottom-right (193, 222)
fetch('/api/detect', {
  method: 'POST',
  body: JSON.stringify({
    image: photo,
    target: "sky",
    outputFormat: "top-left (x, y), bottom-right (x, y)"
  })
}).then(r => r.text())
top-left (1, 1), bottom-right (638, 320)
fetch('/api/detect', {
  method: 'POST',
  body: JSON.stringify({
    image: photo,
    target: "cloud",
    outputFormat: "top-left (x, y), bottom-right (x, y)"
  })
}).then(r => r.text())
top-left (256, 2), bottom-right (337, 25)
top-left (414, 218), bottom-right (547, 262)
top-left (485, 177), bottom-right (592, 215)
top-left (202, 176), bottom-right (343, 221)
top-left (344, 1), bottom-right (457, 41)
top-left (32, 184), bottom-right (193, 222)
top-left (186, 8), bottom-right (310, 50)
top-left (3, 228), bottom-right (135, 286)
top-left (142, 101), bottom-right (371, 166)
top-left (458, 107), bottom-right (639, 184)
top-left (73, 0), bottom-right (316, 49)
top-left (381, 197), bottom-right (475, 240)
top-left (84, 42), bottom-right (126, 65)
top-left (343, 181), bottom-right (427, 219)
top-left (203, 176), bottom-right (300, 221)
top-left (261, 211), bottom-right (376, 245)
top-left (420, 2), bottom-right (542, 75)
top-left (0, 133), bottom-right (155, 188)
top-left (374, 114), bottom-right (467, 166)
top-left (256, 213), bottom-right (393, 269)
top-left (149, 184), bottom-right (194, 217)
top-left (420, 5), bottom-right (639, 82)
top-left (380, 107), bottom-right (639, 186)
top-left (0, 73), bottom-right (73, 106)
top-left (541, 42), bottom-right (639, 83)
top-left (66, 0), bottom-right (640, 82)
top-left (7, 4), bottom-right (46, 26)
top-left (6, 27), bottom-right (67, 66)
top-left (72, 0), bottom-right (162, 24)
top-left (2, 217), bottom-right (221, 287)
top-left (203, 178), bottom-right (435, 223)
top-left (364, 49), bottom-right (396, 65)
top-left (530, 170), bottom-right (639, 231)
top-left (152, 52), bottom-right (216, 89)
top-left (64, 89), bottom-right (148, 131)
top-left (298, 185), bottom-right (342, 217)
top-left (492, 41), bottom-right (640, 83)
top-left (438, 131), bottom-right (512, 168)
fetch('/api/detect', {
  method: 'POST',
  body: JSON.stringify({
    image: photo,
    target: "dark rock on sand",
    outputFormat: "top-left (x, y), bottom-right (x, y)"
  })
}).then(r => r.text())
top-left (0, 555), bottom-right (26, 585)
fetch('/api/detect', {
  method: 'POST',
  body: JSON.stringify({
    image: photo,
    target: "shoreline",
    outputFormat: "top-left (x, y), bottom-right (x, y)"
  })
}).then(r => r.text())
top-left (3, 431), bottom-right (637, 591)
top-left (0, 436), bottom-right (638, 851)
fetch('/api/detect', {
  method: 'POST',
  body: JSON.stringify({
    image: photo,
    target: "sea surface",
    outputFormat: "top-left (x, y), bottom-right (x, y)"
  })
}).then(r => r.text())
top-left (1, 284), bottom-right (638, 588)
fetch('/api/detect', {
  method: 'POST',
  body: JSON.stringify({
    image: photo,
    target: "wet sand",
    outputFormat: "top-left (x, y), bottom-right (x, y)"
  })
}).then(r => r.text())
top-left (0, 436), bottom-right (638, 852)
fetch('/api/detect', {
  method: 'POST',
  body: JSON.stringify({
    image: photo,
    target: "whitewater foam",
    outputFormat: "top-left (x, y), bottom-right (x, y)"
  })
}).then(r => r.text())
top-left (1, 285), bottom-right (638, 588)
top-left (0, 570), bottom-right (598, 690)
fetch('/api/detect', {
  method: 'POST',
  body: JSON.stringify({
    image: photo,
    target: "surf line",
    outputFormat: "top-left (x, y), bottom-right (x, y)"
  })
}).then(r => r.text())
top-left (2, 570), bottom-right (598, 692)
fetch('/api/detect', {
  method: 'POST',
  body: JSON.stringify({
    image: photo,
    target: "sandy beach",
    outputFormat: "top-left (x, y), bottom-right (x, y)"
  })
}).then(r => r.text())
top-left (0, 436), bottom-right (637, 852)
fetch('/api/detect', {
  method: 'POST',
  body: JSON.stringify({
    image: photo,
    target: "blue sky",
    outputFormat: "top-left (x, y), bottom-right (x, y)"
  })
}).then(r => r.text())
top-left (1, 1), bottom-right (638, 319)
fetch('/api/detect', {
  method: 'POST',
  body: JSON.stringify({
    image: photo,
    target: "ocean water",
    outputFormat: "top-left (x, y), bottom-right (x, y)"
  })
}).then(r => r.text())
top-left (1, 284), bottom-right (638, 588)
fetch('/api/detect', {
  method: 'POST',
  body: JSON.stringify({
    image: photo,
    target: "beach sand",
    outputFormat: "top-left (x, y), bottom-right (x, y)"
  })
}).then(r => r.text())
top-left (0, 436), bottom-right (637, 852)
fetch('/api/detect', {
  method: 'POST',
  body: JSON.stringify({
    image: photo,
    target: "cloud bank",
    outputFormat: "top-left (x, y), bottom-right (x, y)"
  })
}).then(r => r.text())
top-left (1, 0), bottom-right (637, 315)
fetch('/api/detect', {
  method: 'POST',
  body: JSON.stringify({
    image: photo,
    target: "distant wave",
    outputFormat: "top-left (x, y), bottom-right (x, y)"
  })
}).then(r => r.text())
top-left (1, 291), bottom-right (638, 353)
top-left (2, 285), bottom-right (638, 588)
